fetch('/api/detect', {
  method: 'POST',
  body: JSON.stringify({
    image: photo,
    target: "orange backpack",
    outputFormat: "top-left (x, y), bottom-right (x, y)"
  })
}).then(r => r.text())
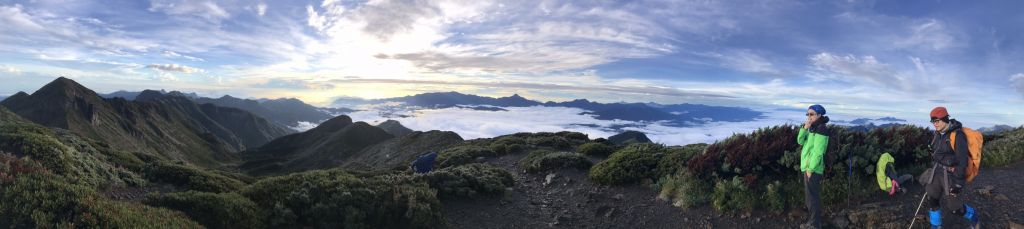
top-left (950, 127), bottom-right (983, 183)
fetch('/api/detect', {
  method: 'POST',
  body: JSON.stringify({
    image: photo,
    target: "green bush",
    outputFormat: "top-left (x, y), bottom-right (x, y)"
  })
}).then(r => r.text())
top-left (242, 169), bottom-right (445, 228)
top-left (520, 150), bottom-right (592, 173)
top-left (589, 143), bottom-right (666, 185)
top-left (145, 191), bottom-right (264, 229)
top-left (489, 137), bottom-right (527, 155)
top-left (656, 144), bottom-right (707, 178)
top-left (0, 122), bottom-right (146, 187)
top-left (821, 175), bottom-right (873, 207)
top-left (145, 161), bottom-right (245, 193)
top-left (419, 163), bottom-right (515, 199)
top-left (656, 171), bottom-right (711, 209)
top-left (983, 127), bottom-right (1024, 167)
top-left (0, 165), bottom-right (200, 228)
top-left (436, 145), bottom-right (496, 168)
top-left (764, 181), bottom-right (785, 213)
top-left (511, 132), bottom-right (589, 149)
top-left (576, 142), bottom-right (616, 156)
top-left (711, 176), bottom-right (757, 213)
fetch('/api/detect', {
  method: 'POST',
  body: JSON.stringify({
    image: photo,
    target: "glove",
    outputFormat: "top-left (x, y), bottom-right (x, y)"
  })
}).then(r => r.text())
top-left (950, 184), bottom-right (963, 196)
top-left (888, 179), bottom-right (897, 196)
top-left (888, 179), bottom-right (899, 196)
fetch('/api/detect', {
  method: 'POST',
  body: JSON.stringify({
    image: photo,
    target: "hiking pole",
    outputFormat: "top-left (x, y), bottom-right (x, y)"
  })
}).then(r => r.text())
top-left (908, 192), bottom-right (927, 229)
top-left (909, 164), bottom-right (938, 229)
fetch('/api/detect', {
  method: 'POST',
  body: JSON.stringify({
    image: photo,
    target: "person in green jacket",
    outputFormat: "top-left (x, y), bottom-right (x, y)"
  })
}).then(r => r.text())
top-left (796, 104), bottom-right (829, 229)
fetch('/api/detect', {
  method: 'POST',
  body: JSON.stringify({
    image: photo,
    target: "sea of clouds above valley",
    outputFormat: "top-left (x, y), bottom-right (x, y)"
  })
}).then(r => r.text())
top-left (291, 105), bottom-right (912, 146)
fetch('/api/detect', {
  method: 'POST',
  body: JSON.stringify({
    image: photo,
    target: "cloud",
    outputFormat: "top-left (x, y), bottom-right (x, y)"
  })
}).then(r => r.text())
top-left (1, 65), bottom-right (19, 73)
top-left (702, 49), bottom-right (784, 77)
top-left (341, 104), bottom-right (874, 146)
top-left (260, 79), bottom-right (335, 90)
top-left (326, 78), bottom-right (734, 99)
top-left (162, 50), bottom-right (204, 61)
top-left (290, 121), bottom-right (319, 132)
top-left (148, 0), bottom-right (231, 21)
top-left (808, 52), bottom-right (921, 91)
top-left (304, 1), bottom-right (676, 73)
top-left (146, 64), bottom-right (203, 73)
top-left (1012, 73), bottom-right (1024, 97)
top-left (154, 71), bottom-right (180, 82)
top-left (810, 53), bottom-right (891, 81)
top-left (0, 4), bottom-right (46, 32)
top-left (346, 106), bottom-right (638, 143)
top-left (895, 19), bottom-right (956, 51)
top-left (256, 3), bottom-right (267, 16)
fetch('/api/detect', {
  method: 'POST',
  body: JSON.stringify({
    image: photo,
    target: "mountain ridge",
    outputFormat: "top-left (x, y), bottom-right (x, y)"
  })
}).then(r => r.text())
top-left (1, 77), bottom-right (291, 167)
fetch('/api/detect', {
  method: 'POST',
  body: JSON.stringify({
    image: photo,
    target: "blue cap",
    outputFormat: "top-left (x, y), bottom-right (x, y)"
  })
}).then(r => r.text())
top-left (809, 104), bottom-right (826, 115)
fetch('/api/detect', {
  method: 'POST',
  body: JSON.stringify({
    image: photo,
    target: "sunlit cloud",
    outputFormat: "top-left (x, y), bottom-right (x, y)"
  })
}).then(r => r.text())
top-left (146, 64), bottom-right (204, 74)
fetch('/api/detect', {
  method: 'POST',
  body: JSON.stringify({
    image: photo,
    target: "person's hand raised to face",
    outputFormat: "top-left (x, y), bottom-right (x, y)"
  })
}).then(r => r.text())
top-left (804, 109), bottom-right (819, 129)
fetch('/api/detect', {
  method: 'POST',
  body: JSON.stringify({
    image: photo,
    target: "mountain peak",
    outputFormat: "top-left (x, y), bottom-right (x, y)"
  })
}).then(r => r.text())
top-left (377, 119), bottom-right (413, 136)
top-left (310, 115), bottom-right (353, 133)
top-left (135, 89), bottom-right (166, 101)
top-left (34, 77), bottom-right (98, 98)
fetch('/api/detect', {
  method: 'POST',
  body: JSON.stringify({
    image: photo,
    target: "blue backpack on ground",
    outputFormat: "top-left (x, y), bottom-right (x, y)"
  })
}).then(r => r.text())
top-left (412, 152), bottom-right (438, 174)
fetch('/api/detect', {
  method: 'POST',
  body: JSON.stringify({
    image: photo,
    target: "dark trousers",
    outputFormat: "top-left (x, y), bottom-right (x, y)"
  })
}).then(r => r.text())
top-left (803, 173), bottom-right (822, 228)
top-left (925, 168), bottom-right (965, 214)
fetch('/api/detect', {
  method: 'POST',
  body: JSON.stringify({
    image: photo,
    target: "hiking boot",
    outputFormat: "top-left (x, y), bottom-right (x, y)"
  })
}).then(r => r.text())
top-left (929, 209), bottom-right (942, 229)
top-left (963, 205), bottom-right (980, 229)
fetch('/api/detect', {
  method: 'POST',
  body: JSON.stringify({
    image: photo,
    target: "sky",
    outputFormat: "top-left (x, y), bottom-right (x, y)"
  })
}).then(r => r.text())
top-left (2, 0), bottom-right (1024, 127)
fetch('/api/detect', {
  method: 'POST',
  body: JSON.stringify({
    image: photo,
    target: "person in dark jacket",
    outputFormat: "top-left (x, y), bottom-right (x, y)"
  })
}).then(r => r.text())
top-left (796, 104), bottom-right (829, 229)
top-left (926, 107), bottom-right (980, 229)
top-left (412, 151), bottom-right (438, 174)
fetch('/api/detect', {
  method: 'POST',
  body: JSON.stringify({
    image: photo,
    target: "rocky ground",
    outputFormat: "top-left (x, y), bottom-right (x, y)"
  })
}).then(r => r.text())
top-left (442, 153), bottom-right (1024, 229)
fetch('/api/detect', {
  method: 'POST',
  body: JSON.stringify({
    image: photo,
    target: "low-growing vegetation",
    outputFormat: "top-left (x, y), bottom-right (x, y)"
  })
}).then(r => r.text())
top-left (144, 161), bottom-right (246, 193)
top-left (983, 126), bottom-right (1024, 167)
top-left (242, 169), bottom-right (445, 228)
top-left (576, 142), bottom-right (616, 156)
top-left (589, 143), bottom-right (667, 185)
top-left (655, 171), bottom-right (711, 209)
top-left (419, 163), bottom-right (515, 199)
top-left (0, 154), bottom-right (201, 228)
top-left (439, 131), bottom-right (594, 168)
top-left (436, 145), bottom-right (497, 168)
top-left (0, 120), bottom-right (146, 187)
top-left (145, 191), bottom-right (264, 229)
top-left (519, 150), bottom-right (592, 173)
top-left (711, 176), bottom-right (757, 213)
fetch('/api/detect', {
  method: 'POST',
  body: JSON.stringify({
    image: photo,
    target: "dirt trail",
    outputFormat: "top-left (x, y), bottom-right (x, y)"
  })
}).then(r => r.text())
top-left (442, 154), bottom-right (1024, 229)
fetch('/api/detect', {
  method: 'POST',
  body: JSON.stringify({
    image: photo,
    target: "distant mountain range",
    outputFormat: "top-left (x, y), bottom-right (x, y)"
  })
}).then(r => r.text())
top-left (332, 91), bottom-right (763, 127)
top-left (103, 90), bottom-right (201, 100)
top-left (847, 117), bottom-right (908, 125)
top-left (102, 90), bottom-right (350, 128)
top-left (1, 77), bottom-right (293, 167)
top-left (978, 125), bottom-right (1019, 135)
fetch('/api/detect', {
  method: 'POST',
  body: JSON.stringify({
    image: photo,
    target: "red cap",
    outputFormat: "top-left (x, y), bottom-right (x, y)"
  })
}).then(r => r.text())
top-left (930, 107), bottom-right (948, 119)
